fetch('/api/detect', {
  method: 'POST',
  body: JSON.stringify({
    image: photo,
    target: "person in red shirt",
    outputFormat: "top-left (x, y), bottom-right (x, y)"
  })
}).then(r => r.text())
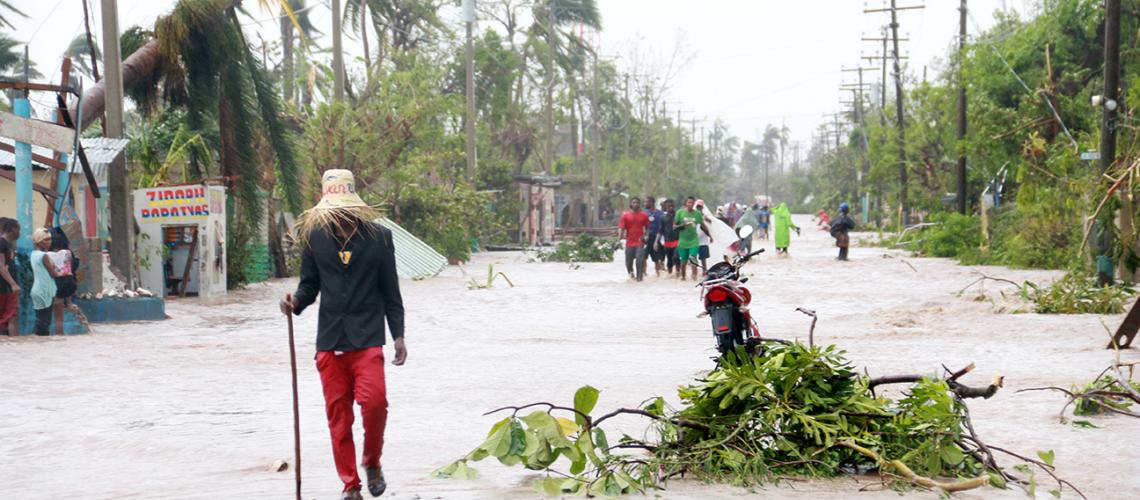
top-left (618, 197), bottom-right (650, 281)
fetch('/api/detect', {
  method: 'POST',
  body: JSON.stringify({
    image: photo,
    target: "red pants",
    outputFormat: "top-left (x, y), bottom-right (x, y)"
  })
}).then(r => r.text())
top-left (316, 346), bottom-right (389, 492)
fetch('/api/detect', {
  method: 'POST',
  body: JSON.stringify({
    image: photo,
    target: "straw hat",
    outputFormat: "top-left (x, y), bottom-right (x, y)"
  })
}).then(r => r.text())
top-left (296, 169), bottom-right (379, 240)
top-left (314, 169), bottom-right (369, 210)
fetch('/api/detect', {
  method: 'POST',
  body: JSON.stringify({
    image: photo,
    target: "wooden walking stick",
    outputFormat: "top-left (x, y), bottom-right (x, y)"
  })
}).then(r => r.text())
top-left (285, 301), bottom-right (302, 500)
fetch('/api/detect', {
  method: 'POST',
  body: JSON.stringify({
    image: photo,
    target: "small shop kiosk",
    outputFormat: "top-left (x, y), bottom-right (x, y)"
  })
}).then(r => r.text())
top-left (133, 185), bottom-right (227, 299)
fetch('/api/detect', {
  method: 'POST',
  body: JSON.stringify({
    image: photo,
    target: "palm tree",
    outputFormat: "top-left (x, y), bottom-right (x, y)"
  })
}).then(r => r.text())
top-left (343, 0), bottom-right (447, 76)
top-left (0, 0), bottom-right (26, 30)
top-left (0, 35), bottom-right (41, 80)
top-left (63, 34), bottom-right (100, 80)
top-left (0, 34), bottom-right (21, 75)
top-left (278, 0), bottom-right (318, 106)
top-left (523, 0), bottom-right (602, 172)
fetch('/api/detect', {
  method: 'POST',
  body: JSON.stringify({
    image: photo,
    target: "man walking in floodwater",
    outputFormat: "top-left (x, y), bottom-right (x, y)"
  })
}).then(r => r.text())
top-left (280, 169), bottom-right (407, 500)
top-left (618, 197), bottom-right (649, 281)
top-left (830, 202), bottom-right (855, 261)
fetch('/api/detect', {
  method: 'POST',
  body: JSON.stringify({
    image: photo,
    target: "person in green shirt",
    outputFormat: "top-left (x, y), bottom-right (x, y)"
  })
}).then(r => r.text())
top-left (674, 197), bottom-right (711, 281)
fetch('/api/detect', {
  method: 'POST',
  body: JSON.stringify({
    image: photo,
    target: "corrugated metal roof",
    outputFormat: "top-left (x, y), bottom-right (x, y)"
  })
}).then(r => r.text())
top-left (1, 138), bottom-right (128, 183)
top-left (375, 217), bottom-right (448, 280)
top-left (77, 137), bottom-right (130, 166)
top-left (67, 137), bottom-right (129, 184)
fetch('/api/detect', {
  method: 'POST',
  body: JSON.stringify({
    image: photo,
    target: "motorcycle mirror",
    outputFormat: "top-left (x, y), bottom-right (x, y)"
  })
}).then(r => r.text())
top-left (736, 224), bottom-right (754, 239)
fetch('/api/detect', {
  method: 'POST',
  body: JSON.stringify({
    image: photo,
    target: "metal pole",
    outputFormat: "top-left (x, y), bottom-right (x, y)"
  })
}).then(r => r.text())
top-left (464, 0), bottom-right (477, 183)
top-left (101, 0), bottom-right (133, 285)
top-left (14, 97), bottom-right (33, 253)
top-left (956, 0), bottom-right (968, 214)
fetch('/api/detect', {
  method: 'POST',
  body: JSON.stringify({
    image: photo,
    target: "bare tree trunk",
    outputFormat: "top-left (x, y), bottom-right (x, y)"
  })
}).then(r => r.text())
top-left (361, 1), bottom-right (371, 84)
top-left (281, 13), bottom-right (295, 104)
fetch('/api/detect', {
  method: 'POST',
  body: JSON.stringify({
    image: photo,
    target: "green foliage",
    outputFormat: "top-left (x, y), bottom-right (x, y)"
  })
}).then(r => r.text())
top-left (1070, 375), bottom-right (1140, 416)
top-left (1021, 273), bottom-right (1134, 314)
top-left (436, 343), bottom-right (1060, 495)
top-left (537, 234), bottom-right (617, 263)
top-left (907, 213), bottom-right (982, 259)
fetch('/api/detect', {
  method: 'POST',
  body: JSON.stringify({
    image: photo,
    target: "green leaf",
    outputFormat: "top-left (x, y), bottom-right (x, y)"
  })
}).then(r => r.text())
top-left (1037, 449), bottom-right (1055, 467)
top-left (593, 428), bottom-right (610, 454)
top-left (940, 445), bottom-right (965, 466)
top-left (644, 396), bottom-right (665, 416)
top-left (536, 476), bottom-right (563, 496)
top-left (988, 472), bottom-right (1007, 489)
top-left (1049, 489), bottom-right (1062, 499)
top-left (1071, 419), bottom-right (1099, 429)
top-left (482, 419), bottom-right (514, 458)
top-left (573, 385), bottom-right (600, 426)
top-left (508, 421), bottom-right (528, 456)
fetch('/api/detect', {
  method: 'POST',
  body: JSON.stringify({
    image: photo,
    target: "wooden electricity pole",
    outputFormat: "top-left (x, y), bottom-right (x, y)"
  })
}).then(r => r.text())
top-left (1097, 0), bottom-right (1122, 286)
top-left (866, 0), bottom-right (923, 227)
top-left (956, 0), bottom-right (968, 214)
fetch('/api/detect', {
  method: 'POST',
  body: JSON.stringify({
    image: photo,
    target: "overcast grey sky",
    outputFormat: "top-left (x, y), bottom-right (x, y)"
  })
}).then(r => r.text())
top-left (10, 0), bottom-right (1032, 149)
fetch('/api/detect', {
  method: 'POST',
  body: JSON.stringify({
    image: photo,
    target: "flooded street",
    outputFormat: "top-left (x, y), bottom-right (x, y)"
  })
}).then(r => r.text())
top-left (2, 215), bottom-right (1138, 499)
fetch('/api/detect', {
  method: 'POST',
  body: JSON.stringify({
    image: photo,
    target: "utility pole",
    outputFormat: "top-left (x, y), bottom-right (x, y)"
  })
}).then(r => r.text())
top-left (1097, 0), bottom-right (1121, 286)
top-left (463, 0), bottom-right (477, 183)
top-left (842, 66), bottom-right (876, 218)
top-left (331, 0), bottom-right (345, 102)
top-left (545, 43), bottom-right (555, 174)
top-left (623, 74), bottom-right (631, 157)
top-left (102, 0), bottom-right (133, 285)
top-left (590, 50), bottom-right (600, 227)
top-left (956, 0), bottom-right (968, 214)
top-left (1100, 0), bottom-right (1120, 177)
top-left (866, 0), bottom-right (923, 227)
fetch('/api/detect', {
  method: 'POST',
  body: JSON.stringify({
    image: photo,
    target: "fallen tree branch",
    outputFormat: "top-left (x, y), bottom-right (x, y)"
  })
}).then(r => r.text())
top-left (796, 308), bottom-right (818, 347)
top-left (836, 440), bottom-right (989, 493)
top-left (868, 364), bottom-right (1004, 399)
top-left (957, 273), bottom-right (1022, 296)
top-left (592, 408), bottom-right (710, 432)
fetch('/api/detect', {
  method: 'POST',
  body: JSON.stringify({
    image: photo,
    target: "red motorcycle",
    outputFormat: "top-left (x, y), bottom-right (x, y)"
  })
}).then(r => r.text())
top-left (697, 226), bottom-right (766, 358)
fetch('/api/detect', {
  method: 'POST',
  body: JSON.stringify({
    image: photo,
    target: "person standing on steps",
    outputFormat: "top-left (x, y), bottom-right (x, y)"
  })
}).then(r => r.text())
top-left (831, 202), bottom-right (856, 261)
top-left (30, 229), bottom-right (59, 336)
top-left (618, 197), bottom-right (650, 281)
top-left (772, 202), bottom-right (800, 257)
top-left (674, 197), bottom-right (711, 281)
top-left (280, 169), bottom-right (407, 500)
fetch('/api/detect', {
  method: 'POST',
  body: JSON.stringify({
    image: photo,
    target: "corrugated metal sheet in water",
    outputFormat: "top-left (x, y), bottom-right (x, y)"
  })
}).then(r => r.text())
top-left (376, 217), bottom-right (447, 280)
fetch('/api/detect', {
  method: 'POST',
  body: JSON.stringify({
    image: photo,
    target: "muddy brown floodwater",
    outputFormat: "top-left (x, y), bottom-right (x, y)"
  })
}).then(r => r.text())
top-left (2, 214), bottom-right (1139, 499)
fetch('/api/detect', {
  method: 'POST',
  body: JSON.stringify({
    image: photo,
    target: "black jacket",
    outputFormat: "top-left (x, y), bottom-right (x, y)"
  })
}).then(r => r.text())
top-left (293, 222), bottom-right (405, 351)
top-left (830, 214), bottom-right (855, 236)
